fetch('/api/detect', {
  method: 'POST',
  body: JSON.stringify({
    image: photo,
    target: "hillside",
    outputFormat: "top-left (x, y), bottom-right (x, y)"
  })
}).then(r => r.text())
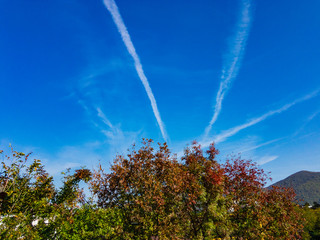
top-left (270, 171), bottom-right (320, 204)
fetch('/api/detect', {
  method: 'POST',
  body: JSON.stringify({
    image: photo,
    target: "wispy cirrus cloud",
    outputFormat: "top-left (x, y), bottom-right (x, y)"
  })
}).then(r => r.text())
top-left (307, 109), bottom-right (320, 122)
top-left (102, 0), bottom-right (168, 141)
top-left (292, 108), bottom-right (320, 137)
top-left (77, 94), bottom-right (140, 150)
top-left (204, 0), bottom-right (252, 137)
top-left (96, 107), bottom-right (139, 148)
top-left (96, 107), bottom-right (114, 129)
top-left (240, 137), bottom-right (284, 153)
top-left (256, 155), bottom-right (278, 165)
top-left (96, 107), bottom-right (125, 143)
top-left (201, 90), bottom-right (320, 147)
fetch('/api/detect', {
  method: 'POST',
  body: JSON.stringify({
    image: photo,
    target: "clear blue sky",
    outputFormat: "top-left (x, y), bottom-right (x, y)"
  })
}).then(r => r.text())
top-left (1, 0), bottom-right (319, 183)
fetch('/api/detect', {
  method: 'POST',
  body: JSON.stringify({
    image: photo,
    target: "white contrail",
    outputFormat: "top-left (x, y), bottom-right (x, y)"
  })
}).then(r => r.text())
top-left (201, 90), bottom-right (320, 147)
top-left (102, 0), bottom-right (168, 141)
top-left (257, 155), bottom-right (278, 165)
top-left (204, 0), bottom-right (252, 137)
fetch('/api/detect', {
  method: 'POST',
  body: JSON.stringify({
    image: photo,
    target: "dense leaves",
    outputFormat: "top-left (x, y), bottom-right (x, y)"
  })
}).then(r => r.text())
top-left (91, 139), bottom-right (185, 239)
top-left (0, 148), bottom-right (113, 239)
top-left (0, 140), bottom-right (308, 239)
top-left (302, 203), bottom-right (320, 239)
top-left (92, 140), bottom-right (305, 239)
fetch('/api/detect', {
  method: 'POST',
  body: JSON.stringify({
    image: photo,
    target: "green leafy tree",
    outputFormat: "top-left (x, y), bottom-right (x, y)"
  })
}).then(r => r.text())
top-left (0, 148), bottom-right (54, 216)
top-left (0, 148), bottom-right (55, 239)
top-left (302, 205), bottom-right (320, 239)
top-left (180, 142), bottom-right (228, 239)
top-left (0, 148), bottom-right (120, 240)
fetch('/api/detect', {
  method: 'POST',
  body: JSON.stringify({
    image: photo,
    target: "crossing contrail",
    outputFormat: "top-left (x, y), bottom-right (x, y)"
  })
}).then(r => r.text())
top-left (204, 0), bottom-right (252, 137)
top-left (201, 90), bottom-right (320, 147)
top-left (102, 0), bottom-right (168, 141)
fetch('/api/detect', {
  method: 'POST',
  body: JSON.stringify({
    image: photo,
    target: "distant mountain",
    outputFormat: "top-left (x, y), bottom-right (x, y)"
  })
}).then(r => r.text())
top-left (270, 171), bottom-right (320, 204)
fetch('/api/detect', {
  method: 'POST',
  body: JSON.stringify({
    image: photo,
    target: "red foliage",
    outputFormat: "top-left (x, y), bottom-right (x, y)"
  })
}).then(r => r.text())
top-left (91, 139), bottom-right (305, 239)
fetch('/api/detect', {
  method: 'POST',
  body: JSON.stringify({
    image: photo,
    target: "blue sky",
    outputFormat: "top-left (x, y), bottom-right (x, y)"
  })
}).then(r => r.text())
top-left (1, 0), bottom-right (320, 184)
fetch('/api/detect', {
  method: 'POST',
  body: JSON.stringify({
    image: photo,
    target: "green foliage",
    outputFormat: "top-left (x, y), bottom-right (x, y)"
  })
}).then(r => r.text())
top-left (50, 205), bottom-right (123, 240)
top-left (302, 205), bottom-right (320, 239)
top-left (180, 143), bottom-right (227, 239)
top-left (0, 148), bottom-right (114, 239)
top-left (0, 151), bottom-right (53, 215)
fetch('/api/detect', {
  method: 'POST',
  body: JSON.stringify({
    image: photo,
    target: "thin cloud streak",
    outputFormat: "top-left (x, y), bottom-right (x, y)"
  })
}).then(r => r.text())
top-left (97, 107), bottom-right (114, 129)
top-left (77, 96), bottom-right (127, 145)
top-left (307, 109), bottom-right (320, 122)
top-left (292, 108), bottom-right (320, 137)
top-left (102, 0), bottom-right (168, 141)
top-left (240, 137), bottom-right (284, 153)
top-left (201, 90), bottom-right (320, 147)
top-left (95, 107), bottom-right (127, 144)
top-left (257, 155), bottom-right (278, 165)
top-left (204, 0), bottom-right (252, 137)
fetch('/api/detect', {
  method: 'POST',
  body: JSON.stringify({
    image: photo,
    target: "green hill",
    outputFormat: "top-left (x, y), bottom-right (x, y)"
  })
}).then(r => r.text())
top-left (270, 171), bottom-right (320, 204)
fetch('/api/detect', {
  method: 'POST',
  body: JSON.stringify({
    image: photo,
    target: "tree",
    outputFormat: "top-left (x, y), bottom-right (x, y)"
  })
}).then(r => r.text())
top-left (222, 156), bottom-right (270, 239)
top-left (260, 186), bottom-right (305, 239)
top-left (302, 205), bottom-right (320, 239)
top-left (222, 156), bottom-right (305, 239)
top-left (0, 148), bottom-right (55, 239)
top-left (0, 147), bottom-right (114, 239)
top-left (180, 142), bottom-right (227, 239)
top-left (91, 139), bottom-right (186, 239)
top-left (92, 140), bottom-right (305, 239)
top-left (0, 149), bottom-right (54, 216)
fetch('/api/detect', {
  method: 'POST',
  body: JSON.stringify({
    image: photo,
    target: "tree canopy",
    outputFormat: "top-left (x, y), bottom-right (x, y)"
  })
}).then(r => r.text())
top-left (0, 140), bottom-right (309, 239)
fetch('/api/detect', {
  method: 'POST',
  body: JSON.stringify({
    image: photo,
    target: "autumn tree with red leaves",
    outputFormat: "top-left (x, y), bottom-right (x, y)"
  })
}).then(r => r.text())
top-left (222, 156), bottom-right (304, 239)
top-left (91, 140), bottom-right (305, 239)
top-left (222, 156), bottom-right (270, 238)
top-left (260, 186), bottom-right (305, 239)
top-left (91, 139), bottom-right (186, 239)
